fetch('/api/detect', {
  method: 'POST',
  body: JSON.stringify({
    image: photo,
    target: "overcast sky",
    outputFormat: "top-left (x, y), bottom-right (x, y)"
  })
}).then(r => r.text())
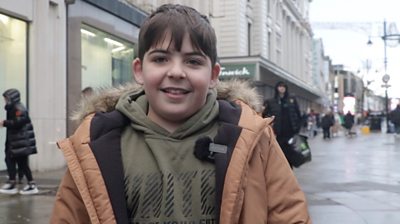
top-left (309, 0), bottom-right (400, 98)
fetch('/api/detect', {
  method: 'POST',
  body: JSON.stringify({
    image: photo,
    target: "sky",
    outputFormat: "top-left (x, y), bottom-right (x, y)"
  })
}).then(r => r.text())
top-left (309, 0), bottom-right (400, 98)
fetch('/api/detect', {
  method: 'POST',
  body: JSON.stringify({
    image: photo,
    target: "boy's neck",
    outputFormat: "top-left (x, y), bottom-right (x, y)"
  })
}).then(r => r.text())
top-left (148, 110), bottom-right (180, 133)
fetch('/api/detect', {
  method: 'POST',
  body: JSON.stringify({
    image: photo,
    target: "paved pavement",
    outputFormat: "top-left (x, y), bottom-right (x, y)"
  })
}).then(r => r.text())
top-left (295, 128), bottom-right (400, 224)
top-left (0, 168), bottom-right (64, 223)
top-left (0, 127), bottom-right (399, 223)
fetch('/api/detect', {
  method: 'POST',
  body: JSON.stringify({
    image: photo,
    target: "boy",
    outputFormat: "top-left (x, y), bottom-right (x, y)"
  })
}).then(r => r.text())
top-left (51, 4), bottom-right (310, 223)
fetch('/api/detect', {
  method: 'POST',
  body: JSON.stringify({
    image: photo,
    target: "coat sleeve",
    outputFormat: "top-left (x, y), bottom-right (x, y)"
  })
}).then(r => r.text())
top-left (50, 169), bottom-right (91, 224)
top-left (292, 97), bottom-right (302, 133)
top-left (262, 126), bottom-right (311, 224)
top-left (3, 107), bottom-right (30, 129)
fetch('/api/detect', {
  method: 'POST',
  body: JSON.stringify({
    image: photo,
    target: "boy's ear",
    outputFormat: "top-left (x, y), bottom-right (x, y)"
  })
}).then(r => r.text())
top-left (132, 58), bottom-right (144, 85)
top-left (209, 63), bottom-right (221, 88)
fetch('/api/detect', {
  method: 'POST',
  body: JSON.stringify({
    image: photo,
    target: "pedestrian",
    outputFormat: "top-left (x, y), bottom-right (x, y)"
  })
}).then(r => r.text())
top-left (331, 112), bottom-right (341, 137)
top-left (263, 81), bottom-right (302, 168)
top-left (51, 4), bottom-right (310, 223)
top-left (307, 109), bottom-right (318, 138)
top-left (344, 111), bottom-right (355, 136)
top-left (0, 88), bottom-right (38, 195)
top-left (389, 103), bottom-right (400, 134)
top-left (300, 110), bottom-right (309, 133)
top-left (321, 110), bottom-right (334, 139)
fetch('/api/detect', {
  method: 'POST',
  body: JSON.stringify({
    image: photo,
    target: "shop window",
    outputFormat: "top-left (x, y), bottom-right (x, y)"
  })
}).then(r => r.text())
top-left (0, 13), bottom-right (27, 170)
top-left (80, 24), bottom-right (135, 90)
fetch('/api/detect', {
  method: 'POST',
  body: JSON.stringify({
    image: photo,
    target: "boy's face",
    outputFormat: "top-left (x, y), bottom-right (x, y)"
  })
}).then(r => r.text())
top-left (133, 33), bottom-right (220, 132)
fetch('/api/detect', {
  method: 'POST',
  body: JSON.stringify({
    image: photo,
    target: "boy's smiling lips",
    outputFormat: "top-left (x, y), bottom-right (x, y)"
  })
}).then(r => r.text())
top-left (160, 87), bottom-right (191, 95)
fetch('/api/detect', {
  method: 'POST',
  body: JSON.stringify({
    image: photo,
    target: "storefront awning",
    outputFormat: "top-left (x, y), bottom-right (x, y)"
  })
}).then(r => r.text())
top-left (219, 55), bottom-right (322, 100)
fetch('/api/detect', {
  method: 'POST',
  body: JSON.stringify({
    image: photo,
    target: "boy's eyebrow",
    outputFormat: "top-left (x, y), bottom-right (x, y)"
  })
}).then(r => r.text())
top-left (148, 49), bottom-right (206, 58)
top-left (184, 52), bottom-right (206, 58)
top-left (147, 49), bottom-right (169, 55)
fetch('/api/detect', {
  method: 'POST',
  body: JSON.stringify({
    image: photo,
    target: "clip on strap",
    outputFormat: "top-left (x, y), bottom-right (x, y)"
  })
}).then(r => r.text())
top-left (208, 143), bottom-right (227, 160)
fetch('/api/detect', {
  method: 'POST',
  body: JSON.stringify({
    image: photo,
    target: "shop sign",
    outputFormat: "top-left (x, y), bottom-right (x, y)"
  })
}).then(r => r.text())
top-left (219, 63), bottom-right (256, 79)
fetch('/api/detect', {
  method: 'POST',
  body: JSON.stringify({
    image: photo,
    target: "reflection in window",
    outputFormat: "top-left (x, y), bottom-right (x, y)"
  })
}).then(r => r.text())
top-left (80, 24), bottom-right (135, 90)
top-left (0, 13), bottom-right (27, 170)
top-left (0, 13), bottom-right (27, 103)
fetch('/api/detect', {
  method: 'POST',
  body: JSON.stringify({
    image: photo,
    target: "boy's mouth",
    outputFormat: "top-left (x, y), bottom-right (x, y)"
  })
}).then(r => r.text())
top-left (161, 87), bottom-right (190, 95)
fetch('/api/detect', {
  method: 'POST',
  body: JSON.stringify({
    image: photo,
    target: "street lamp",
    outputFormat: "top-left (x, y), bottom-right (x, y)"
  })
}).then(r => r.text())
top-left (368, 20), bottom-right (400, 133)
top-left (382, 20), bottom-right (400, 133)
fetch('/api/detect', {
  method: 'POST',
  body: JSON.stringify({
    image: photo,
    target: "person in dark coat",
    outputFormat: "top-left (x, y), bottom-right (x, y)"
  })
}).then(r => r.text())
top-left (321, 111), bottom-right (334, 139)
top-left (343, 111), bottom-right (355, 136)
top-left (263, 81), bottom-right (302, 168)
top-left (389, 103), bottom-right (400, 134)
top-left (0, 88), bottom-right (38, 195)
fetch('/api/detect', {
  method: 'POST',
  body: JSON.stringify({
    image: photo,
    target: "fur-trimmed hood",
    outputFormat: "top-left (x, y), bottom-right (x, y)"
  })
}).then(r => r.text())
top-left (71, 79), bottom-right (263, 122)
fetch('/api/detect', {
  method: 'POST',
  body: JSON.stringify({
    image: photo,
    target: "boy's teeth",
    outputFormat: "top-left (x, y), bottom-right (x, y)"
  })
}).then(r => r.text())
top-left (164, 88), bottom-right (188, 94)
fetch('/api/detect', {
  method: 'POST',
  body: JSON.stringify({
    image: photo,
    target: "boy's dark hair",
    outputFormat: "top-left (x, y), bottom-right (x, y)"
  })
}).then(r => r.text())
top-left (138, 4), bottom-right (218, 65)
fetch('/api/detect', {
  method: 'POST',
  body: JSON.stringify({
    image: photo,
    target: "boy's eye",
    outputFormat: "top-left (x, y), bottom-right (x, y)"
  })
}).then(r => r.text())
top-left (152, 56), bottom-right (168, 63)
top-left (186, 58), bottom-right (204, 66)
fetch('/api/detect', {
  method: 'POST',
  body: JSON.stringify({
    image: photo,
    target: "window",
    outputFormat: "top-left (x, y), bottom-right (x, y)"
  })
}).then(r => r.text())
top-left (0, 13), bottom-right (27, 102)
top-left (268, 31), bottom-right (272, 58)
top-left (248, 22), bottom-right (251, 55)
top-left (0, 13), bottom-right (28, 170)
top-left (276, 33), bottom-right (282, 65)
top-left (267, 0), bottom-right (274, 16)
top-left (276, 3), bottom-right (281, 25)
top-left (80, 24), bottom-right (135, 90)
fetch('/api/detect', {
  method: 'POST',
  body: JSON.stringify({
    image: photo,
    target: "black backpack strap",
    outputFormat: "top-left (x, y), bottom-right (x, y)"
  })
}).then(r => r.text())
top-left (90, 110), bottom-right (130, 224)
top-left (193, 100), bottom-right (242, 223)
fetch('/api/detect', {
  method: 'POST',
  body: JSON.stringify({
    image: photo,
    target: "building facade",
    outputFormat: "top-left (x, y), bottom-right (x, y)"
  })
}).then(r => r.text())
top-left (332, 65), bottom-right (365, 115)
top-left (312, 38), bottom-right (334, 113)
top-left (214, 0), bottom-right (320, 113)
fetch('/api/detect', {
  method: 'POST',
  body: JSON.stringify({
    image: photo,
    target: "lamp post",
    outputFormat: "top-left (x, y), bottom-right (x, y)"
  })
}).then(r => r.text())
top-left (367, 20), bottom-right (400, 133)
top-left (382, 74), bottom-right (391, 133)
top-left (381, 20), bottom-right (400, 133)
top-left (382, 20), bottom-right (390, 133)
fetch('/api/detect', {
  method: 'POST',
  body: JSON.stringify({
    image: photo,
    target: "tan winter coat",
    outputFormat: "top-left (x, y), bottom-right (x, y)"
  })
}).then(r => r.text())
top-left (50, 80), bottom-right (311, 224)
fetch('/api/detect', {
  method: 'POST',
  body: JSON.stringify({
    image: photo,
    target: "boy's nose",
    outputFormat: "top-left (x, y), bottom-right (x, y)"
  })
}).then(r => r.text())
top-left (167, 62), bottom-right (186, 79)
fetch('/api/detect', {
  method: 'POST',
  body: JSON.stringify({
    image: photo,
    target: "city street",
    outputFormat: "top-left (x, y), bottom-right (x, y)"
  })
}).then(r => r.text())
top-left (0, 127), bottom-right (399, 223)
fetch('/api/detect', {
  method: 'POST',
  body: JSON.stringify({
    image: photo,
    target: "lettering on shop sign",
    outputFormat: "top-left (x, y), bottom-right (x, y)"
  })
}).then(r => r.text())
top-left (219, 63), bottom-right (256, 79)
top-left (221, 67), bottom-right (250, 76)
